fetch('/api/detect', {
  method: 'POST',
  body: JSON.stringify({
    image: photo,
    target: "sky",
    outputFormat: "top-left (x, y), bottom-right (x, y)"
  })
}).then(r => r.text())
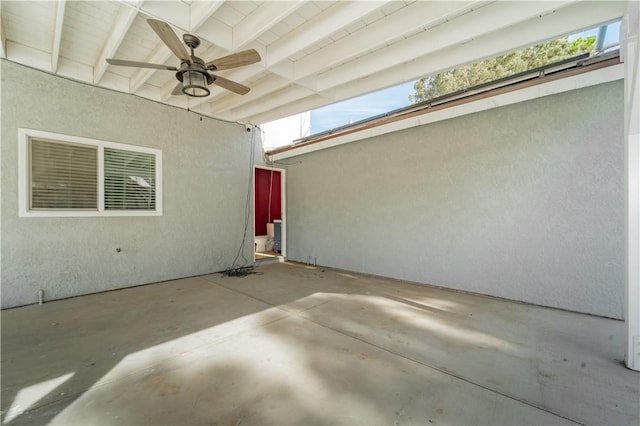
top-left (310, 81), bottom-right (415, 134)
top-left (308, 21), bottom-right (621, 136)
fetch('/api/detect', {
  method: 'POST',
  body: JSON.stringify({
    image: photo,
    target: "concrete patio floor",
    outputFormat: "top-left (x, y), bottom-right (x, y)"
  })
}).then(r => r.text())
top-left (1, 262), bottom-right (638, 425)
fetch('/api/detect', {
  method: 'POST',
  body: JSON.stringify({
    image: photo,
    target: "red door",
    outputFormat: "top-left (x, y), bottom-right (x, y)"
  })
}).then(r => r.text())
top-left (254, 168), bottom-right (281, 236)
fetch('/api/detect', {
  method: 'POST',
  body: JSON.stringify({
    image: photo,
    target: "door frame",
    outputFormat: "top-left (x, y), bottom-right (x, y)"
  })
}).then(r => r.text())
top-left (253, 165), bottom-right (286, 259)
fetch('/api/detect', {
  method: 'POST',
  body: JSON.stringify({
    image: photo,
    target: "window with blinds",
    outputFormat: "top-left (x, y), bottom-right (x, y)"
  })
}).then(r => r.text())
top-left (19, 129), bottom-right (162, 217)
top-left (30, 139), bottom-right (98, 210)
top-left (104, 148), bottom-right (156, 210)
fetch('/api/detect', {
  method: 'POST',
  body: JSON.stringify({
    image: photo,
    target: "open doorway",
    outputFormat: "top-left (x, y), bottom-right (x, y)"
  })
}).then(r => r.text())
top-left (254, 166), bottom-right (285, 261)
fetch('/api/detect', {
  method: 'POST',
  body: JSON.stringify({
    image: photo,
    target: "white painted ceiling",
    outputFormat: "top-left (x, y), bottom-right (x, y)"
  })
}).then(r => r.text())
top-left (0, 1), bottom-right (629, 124)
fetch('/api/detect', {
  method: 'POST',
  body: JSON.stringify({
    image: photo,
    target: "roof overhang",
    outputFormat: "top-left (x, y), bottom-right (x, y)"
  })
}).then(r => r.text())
top-left (267, 54), bottom-right (623, 161)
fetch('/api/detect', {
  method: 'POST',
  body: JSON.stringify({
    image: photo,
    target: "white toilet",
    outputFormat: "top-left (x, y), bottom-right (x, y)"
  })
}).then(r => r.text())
top-left (255, 223), bottom-right (275, 252)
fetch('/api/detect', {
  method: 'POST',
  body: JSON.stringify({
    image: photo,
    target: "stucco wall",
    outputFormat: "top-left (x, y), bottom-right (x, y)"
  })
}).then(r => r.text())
top-left (1, 60), bottom-right (256, 308)
top-left (285, 80), bottom-right (625, 319)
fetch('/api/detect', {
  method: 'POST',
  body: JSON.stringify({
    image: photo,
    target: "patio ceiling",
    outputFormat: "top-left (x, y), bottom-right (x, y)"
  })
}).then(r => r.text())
top-left (0, 1), bottom-right (629, 124)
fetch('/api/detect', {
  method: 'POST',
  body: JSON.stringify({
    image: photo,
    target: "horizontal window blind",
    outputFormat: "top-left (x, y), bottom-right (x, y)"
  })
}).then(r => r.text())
top-left (104, 148), bottom-right (156, 210)
top-left (30, 139), bottom-right (98, 210)
top-left (20, 129), bottom-right (161, 216)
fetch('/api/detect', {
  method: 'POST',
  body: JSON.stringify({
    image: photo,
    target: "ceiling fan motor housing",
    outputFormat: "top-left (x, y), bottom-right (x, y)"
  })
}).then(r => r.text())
top-left (175, 56), bottom-right (214, 86)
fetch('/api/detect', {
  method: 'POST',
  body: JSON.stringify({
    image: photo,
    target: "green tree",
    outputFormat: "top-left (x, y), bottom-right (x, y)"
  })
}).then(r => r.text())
top-left (409, 36), bottom-right (596, 103)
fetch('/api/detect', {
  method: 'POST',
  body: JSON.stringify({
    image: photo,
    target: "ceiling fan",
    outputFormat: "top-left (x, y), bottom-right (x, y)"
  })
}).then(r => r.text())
top-left (106, 19), bottom-right (261, 98)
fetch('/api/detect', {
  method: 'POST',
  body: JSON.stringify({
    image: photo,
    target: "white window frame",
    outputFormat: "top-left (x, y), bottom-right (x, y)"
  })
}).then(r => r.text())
top-left (18, 128), bottom-right (163, 217)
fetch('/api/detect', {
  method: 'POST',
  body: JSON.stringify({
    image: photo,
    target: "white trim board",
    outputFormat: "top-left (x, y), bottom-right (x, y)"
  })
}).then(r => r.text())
top-left (253, 165), bottom-right (287, 259)
top-left (623, 1), bottom-right (640, 372)
top-left (269, 64), bottom-right (624, 161)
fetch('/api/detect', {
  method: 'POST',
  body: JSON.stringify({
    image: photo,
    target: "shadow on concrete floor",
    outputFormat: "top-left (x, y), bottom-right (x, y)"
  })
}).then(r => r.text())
top-left (1, 262), bottom-right (638, 425)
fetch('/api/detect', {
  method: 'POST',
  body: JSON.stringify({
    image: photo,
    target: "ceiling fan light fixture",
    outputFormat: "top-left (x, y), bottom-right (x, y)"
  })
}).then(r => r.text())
top-left (182, 70), bottom-right (209, 97)
top-left (106, 20), bottom-right (258, 97)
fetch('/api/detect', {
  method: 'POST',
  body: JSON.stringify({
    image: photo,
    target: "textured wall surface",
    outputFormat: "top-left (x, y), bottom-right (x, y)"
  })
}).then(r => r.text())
top-left (286, 81), bottom-right (625, 319)
top-left (1, 60), bottom-right (256, 308)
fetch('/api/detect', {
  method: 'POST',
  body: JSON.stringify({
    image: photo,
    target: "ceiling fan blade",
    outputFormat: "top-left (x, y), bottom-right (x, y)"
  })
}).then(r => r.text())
top-left (171, 83), bottom-right (183, 96)
top-left (212, 75), bottom-right (250, 95)
top-left (147, 19), bottom-right (190, 63)
top-left (106, 58), bottom-right (178, 71)
top-left (206, 49), bottom-right (261, 71)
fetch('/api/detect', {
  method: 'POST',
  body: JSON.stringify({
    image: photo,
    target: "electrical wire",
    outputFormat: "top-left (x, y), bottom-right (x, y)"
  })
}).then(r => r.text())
top-left (1, 58), bottom-right (240, 125)
top-left (224, 125), bottom-right (257, 277)
top-left (267, 169), bottom-right (274, 224)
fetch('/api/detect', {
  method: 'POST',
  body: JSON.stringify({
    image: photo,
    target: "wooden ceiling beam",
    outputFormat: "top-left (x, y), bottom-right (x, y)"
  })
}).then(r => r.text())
top-left (94, 0), bottom-right (142, 84)
top-left (51, 0), bottom-right (66, 72)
